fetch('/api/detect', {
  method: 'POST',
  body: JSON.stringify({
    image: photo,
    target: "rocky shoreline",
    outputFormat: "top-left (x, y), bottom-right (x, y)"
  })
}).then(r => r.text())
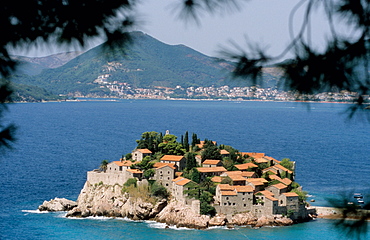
top-left (38, 181), bottom-right (296, 229)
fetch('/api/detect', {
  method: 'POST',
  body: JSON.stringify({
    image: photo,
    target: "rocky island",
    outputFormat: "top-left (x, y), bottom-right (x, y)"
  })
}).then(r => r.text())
top-left (39, 131), bottom-right (314, 229)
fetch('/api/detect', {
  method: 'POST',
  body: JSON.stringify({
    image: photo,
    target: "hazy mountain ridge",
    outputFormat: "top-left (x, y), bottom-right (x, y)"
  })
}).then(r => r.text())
top-left (10, 32), bottom-right (279, 98)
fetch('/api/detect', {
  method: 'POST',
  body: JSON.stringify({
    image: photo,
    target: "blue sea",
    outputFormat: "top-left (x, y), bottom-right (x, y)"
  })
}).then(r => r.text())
top-left (1, 99), bottom-right (369, 239)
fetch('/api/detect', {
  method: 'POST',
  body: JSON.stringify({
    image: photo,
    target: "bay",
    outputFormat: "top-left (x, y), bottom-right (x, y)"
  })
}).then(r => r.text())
top-left (1, 99), bottom-right (369, 239)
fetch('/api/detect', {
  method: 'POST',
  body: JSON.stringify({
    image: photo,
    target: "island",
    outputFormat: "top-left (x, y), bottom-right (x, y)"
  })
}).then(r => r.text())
top-left (40, 131), bottom-right (315, 229)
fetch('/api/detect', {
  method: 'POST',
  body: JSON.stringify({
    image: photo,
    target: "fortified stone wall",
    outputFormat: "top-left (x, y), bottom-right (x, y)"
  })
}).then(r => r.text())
top-left (87, 171), bottom-right (129, 186)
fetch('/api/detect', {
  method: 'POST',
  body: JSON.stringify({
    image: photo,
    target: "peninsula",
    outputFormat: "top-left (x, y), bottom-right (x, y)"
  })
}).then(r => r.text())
top-left (40, 131), bottom-right (315, 229)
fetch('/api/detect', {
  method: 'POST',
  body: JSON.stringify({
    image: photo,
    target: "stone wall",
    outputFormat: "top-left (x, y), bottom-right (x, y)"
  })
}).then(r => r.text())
top-left (87, 171), bottom-right (129, 186)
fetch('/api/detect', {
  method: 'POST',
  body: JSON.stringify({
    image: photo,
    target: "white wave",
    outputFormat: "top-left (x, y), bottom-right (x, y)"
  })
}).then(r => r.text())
top-left (146, 221), bottom-right (194, 230)
top-left (22, 210), bottom-right (49, 214)
top-left (85, 216), bottom-right (114, 220)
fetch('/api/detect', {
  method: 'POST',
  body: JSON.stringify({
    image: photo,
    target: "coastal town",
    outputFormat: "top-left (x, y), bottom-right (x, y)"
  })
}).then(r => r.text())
top-left (90, 78), bottom-right (367, 103)
top-left (82, 131), bottom-right (311, 225)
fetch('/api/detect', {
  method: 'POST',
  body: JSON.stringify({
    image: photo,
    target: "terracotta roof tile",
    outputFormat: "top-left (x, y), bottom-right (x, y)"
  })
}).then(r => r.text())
top-left (234, 162), bottom-right (258, 170)
top-left (160, 155), bottom-right (185, 162)
top-left (218, 184), bottom-right (235, 191)
top-left (221, 190), bottom-right (237, 196)
top-left (126, 169), bottom-right (143, 174)
top-left (234, 185), bottom-right (254, 192)
top-left (241, 172), bottom-right (256, 178)
top-left (112, 161), bottom-right (133, 167)
top-left (211, 176), bottom-right (222, 183)
top-left (245, 152), bottom-right (265, 158)
top-left (197, 166), bottom-right (226, 173)
top-left (270, 183), bottom-right (288, 190)
top-left (274, 164), bottom-right (293, 174)
top-left (153, 162), bottom-right (176, 170)
top-left (175, 178), bottom-right (191, 186)
top-left (254, 157), bottom-right (269, 164)
top-left (202, 160), bottom-right (221, 165)
top-left (135, 149), bottom-right (152, 154)
top-left (283, 192), bottom-right (299, 197)
top-left (220, 149), bottom-right (229, 155)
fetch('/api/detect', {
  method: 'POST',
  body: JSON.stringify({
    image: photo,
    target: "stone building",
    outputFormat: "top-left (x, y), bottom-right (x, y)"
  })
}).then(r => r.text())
top-left (153, 163), bottom-right (176, 189)
top-left (171, 177), bottom-right (194, 203)
top-left (160, 155), bottom-right (186, 171)
top-left (215, 184), bottom-right (254, 214)
top-left (197, 166), bottom-right (227, 181)
top-left (132, 149), bottom-right (152, 162)
top-left (202, 159), bottom-right (222, 168)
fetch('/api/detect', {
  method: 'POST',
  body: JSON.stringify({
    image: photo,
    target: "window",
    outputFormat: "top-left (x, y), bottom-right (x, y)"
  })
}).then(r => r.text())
top-left (242, 198), bottom-right (245, 201)
top-left (168, 177), bottom-right (170, 180)
top-left (119, 166), bottom-right (122, 171)
top-left (226, 197), bottom-right (229, 200)
top-left (224, 203), bottom-right (227, 206)
top-left (244, 204), bottom-right (246, 207)
top-left (166, 183), bottom-right (168, 186)
top-left (233, 203), bottom-right (236, 206)
top-left (168, 171), bottom-right (170, 174)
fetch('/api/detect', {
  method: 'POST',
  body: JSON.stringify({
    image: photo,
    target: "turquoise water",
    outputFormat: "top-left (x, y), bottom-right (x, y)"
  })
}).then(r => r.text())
top-left (1, 100), bottom-right (369, 239)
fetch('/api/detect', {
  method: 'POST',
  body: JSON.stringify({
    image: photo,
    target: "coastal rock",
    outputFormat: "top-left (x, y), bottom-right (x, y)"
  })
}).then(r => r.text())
top-left (155, 201), bottom-right (210, 229)
top-left (255, 215), bottom-right (275, 227)
top-left (274, 216), bottom-right (294, 226)
top-left (231, 212), bottom-right (257, 226)
top-left (38, 198), bottom-right (77, 212)
top-left (208, 214), bottom-right (227, 226)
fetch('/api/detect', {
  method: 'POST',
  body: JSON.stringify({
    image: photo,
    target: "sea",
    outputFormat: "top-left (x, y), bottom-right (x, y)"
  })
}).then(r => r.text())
top-left (0, 99), bottom-right (369, 240)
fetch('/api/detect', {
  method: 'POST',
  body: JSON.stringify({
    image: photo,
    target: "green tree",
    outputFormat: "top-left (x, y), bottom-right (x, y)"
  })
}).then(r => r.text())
top-left (158, 134), bottom-right (185, 155)
top-left (136, 131), bottom-right (162, 153)
top-left (183, 131), bottom-right (189, 152)
top-left (280, 158), bottom-right (294, 171)
top-left (150, 181), bottom-right (169, 199)
top-left (99, 159), bottom-right (109, 172)
top-left (185, 152), bottom-right (197, 170)
top-left (201, 139), bottom-right (222, 161)
top-left (190, 167), bottom-right (200, 184)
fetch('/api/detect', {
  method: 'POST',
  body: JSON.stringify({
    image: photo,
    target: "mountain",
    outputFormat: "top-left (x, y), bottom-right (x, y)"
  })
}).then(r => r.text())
top-left (11, 32), bottom-right (279, 97)
top-left (12, 51), bottom-right (84, 76)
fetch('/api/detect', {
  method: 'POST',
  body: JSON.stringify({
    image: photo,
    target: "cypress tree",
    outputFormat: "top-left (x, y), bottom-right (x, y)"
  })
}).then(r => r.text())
top-left (184, 131), bottom-right (189, 152)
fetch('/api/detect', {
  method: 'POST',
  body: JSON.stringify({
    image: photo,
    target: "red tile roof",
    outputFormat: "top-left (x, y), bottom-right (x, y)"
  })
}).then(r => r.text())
top-left (245, 152), bottom-right (265, 158)
top-left (202, 160), bottom-right (221, 165)
top-left (135, 149), bottom-right (152, 154)
top-left (126, 169), bottom-right (143, 174)
top-left (197, 166), bottom-right (226, 173)
top-left (241, 172), bottom-right (256, 178)
top-left (218, 184), bottom-right (235, 191)
top-left (234, 185), bottom-right (254, 193)
top-left (220, 149), bottom-right (229, 155)
top-left (153, 162), bottom-right (176, 169)
top-left (175, 178), bottom-right (191, 186)
top-left (283, 192), bottom-right (299, 197)
top-left (270, 183), bottom-right (288, 190)
top-left (234, 162), bottom-right (258, 170)
top-left (211, 176), bottom-right (222, 183)
top-left (160, 155), bottom-right (185, 162)
top-left (221, 190), bottom-right (237, 196)
top-left (112, 161), bottom-right (133, 167)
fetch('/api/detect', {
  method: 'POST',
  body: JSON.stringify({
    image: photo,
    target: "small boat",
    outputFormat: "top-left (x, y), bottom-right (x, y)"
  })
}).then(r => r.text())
top-left (357, 198), bottom-right (365, 204)
top-left (354, 193), bottom-right (363, 199)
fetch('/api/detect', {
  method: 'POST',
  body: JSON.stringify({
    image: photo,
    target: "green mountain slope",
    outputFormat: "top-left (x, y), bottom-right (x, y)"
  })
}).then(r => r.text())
top-left (12, 32), bottom-right (278, 96)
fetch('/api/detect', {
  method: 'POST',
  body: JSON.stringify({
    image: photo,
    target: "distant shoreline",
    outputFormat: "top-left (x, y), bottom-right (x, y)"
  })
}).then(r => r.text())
top-left (14, 97), bottom-right (370, 105)
top-left (314, 206), bottom-right (370, 220)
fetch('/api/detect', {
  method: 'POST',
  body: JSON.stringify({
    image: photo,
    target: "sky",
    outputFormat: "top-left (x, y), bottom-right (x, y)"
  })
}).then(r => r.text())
top-left (13, 0), bottom-right (341, 60)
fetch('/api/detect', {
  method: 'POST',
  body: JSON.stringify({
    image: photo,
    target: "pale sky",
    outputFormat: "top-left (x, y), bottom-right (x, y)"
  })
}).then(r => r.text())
top-left (14, 0), bottom-right (342, 60)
